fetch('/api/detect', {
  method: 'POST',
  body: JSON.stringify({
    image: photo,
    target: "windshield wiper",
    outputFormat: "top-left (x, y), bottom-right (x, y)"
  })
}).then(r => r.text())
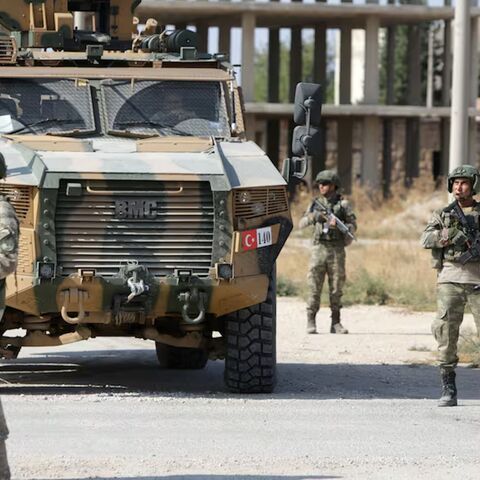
top-left (113, 120), bottom-right (190, 136)
top-left (8, 118), bottom-right (85, 135)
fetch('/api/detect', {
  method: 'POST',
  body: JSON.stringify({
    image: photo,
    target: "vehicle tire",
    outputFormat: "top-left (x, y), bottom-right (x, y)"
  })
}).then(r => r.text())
top-left (224, 269), bottom-right (276, 393)
top-left (155, 343), bottom-right (208, 370)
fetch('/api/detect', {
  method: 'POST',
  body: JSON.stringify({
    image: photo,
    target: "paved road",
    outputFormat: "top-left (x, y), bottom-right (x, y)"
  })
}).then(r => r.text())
top-left (0, 301), bottom-right (479, 479)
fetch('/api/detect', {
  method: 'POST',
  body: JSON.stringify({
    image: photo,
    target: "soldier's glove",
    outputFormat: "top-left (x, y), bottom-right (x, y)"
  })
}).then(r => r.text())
top-left (447, 227), bottom-right (468, 246)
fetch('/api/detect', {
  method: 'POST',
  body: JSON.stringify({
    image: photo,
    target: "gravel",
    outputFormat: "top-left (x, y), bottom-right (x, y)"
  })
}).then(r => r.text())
top-left (1, 299), bottom-right (479, 479)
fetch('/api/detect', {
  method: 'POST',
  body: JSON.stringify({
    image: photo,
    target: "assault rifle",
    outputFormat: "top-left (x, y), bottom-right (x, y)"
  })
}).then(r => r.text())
top-left (310, 199), bottom-right (356, 241)
top-left (450, 201), bottom-right (480, 264)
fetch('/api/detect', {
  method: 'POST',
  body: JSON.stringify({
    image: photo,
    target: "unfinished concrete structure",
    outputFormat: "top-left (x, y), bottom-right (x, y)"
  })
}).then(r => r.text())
top-left (137, 0), bottom-right (480, 193)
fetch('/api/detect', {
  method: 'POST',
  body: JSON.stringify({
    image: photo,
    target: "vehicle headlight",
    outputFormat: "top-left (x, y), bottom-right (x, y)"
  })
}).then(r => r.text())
top-left (238, 191), bottom-right (251, 204)
top-left (234, 187), bottom-right (288, 220)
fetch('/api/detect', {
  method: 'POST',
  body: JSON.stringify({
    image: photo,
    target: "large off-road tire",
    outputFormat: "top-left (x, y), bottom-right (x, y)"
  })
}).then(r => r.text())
top-left (224, 270), bottom-right (276, 393)
top-left (155, 343), bottom-right (208, 370)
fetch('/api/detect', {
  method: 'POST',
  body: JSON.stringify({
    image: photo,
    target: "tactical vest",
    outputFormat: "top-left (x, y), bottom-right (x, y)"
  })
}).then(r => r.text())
top-left (439, 203), bottom-right (480, 263)
top-left (313, 196), bottom-right (349, 244)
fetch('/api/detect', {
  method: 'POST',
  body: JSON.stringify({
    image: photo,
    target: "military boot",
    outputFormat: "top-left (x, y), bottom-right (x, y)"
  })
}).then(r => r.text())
top-left (306, 312), bottom-right (317, 334)
top-left (330, 310), bottom-right (348, 334)
top-left (438, 368), bottom-right (457, 407)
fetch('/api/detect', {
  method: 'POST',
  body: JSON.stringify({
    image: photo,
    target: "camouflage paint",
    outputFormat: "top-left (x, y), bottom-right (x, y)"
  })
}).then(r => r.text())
top-left (0, 12), bottom-right (21, 31)
top-left (0, 26), bottom-right (293, 350)
top-left (0, 0), bottom-right (134, 46)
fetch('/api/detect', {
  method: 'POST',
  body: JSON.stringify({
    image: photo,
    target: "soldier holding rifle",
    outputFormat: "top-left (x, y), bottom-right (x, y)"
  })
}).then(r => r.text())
top-left (422, 165), bottom-right (480, 407)
top-left (299, 170), bottom-right (357, 335)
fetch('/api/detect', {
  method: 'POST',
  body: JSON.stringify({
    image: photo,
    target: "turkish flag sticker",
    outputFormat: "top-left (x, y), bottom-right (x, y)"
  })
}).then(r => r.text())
top-left (241, 229), bottom-right (258, 251)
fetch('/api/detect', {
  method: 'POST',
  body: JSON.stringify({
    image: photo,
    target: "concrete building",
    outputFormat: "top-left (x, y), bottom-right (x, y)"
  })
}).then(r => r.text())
top-left (137, 0), bottom-right (480, 194)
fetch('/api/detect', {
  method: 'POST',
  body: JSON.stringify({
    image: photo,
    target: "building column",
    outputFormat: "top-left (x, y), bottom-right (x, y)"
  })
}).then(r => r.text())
top-left (241, 12), bottom-right (256, 140)
top-left (468, 16), bottom-right (479, 166)
top-left (267, 10), bottom-right (280, 167)
top-left (449, 0), bottom-right (471, 172)
top-left (337, 1), bottom-right (353, 193)
top-left (311, 19), bottom-right (327, 186)
top-left (362, 15), bottom-right (380, 190)
top-left (196, 22), bottom-right (208, 53)
top-left (383, 0), bottom-right (396, 197)
top-left (405, 21), bottom-right (422, 187)
top-left (289, 11), bottom-right (302, 102)
top-left (219, 23), bottom-right (231, 56)
top-left (288, 0), bottom-right (303, 163)
top-left (440, 0), bottom-right (452, 178)
top-left (426, 24), bottom-right (435, 109)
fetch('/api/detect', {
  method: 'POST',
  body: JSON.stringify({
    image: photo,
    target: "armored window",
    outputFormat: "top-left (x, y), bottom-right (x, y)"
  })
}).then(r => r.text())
top-left (101, 80), bottom-right (230, 138)
top-left (0, 78), bottom-right (95, 135)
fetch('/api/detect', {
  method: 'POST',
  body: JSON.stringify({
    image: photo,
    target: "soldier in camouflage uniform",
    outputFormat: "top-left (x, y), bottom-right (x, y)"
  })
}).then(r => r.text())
top-left (299, 170), bottom-right (357, 334)
top-left (0, 156), bottom-right (19, 479)
top-left (421, 165), bottom-right (480, 407)
top-left (0, 400), bottom-right (9, 480)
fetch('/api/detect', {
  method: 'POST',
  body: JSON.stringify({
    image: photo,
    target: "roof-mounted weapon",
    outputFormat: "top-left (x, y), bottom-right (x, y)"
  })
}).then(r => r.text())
top-left (0, 0), bottom-right (199, 64)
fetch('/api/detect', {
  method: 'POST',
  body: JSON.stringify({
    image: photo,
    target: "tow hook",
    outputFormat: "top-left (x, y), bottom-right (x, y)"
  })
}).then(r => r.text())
top-left (123, 263), bottom-right (150, 303)
top-left (127, 275), bottom-right (149, 302)
top-left (178, 287), bottom-right (206, 324)
top-left (60, 288), bottom-right (88, 324)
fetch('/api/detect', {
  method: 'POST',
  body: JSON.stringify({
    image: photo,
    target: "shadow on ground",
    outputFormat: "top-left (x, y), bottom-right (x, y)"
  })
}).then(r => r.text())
top-left (34, 476), bottom-right (339, 480)
top-left (0, 348), bottom-right (478, 400)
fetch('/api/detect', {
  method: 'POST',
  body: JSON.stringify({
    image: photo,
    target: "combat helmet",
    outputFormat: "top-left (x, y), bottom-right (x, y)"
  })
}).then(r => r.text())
top-left (315, 170), bottom-right (341, 189)
top-left (447, 165), bottom-right (480, 194)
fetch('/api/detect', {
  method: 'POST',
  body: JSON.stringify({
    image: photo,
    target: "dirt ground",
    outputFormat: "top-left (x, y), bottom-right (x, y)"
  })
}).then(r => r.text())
top-left (0, 299), bottom-right (479, 479)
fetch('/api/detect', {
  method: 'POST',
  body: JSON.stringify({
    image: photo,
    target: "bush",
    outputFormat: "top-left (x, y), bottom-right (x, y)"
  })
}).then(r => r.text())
top-left (343, 268), bottom-right (390, 306)
top-left (458, 331), bottom-right (480, 367)
top-left (277, 276), bottom-right (301, 297)
top-left (277, 182), bottom-right (442, 310)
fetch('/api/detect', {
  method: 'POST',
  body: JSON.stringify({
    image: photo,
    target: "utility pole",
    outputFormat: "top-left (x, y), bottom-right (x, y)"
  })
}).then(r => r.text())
top-left (449, 0), bottom-right (471, 171)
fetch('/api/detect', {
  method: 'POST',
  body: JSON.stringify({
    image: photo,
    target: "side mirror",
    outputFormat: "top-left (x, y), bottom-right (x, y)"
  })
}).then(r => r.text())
top-left (293, 83), bottom-right (322, 127)
top-left (292, 126), bottom-right (322, 157)
top-left (286, 83), bottom-right (323, 181)
top-left (281, 156), bottom-right (308, 181)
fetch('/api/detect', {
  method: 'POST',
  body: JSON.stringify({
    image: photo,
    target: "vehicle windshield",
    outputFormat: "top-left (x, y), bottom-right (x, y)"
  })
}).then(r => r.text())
top-left (101, 80), bottom-right (230, 138)
top-left (0, 79), bottom-right (95, 135)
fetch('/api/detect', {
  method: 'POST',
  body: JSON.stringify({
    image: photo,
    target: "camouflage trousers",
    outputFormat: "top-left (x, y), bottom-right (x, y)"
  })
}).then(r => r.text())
top-left (306, 242), bottom-right (346, 316)
top-left (0, 400), bottom-right (9, 480)
top-left (0, 279), bottom-right (4, 323)
top-left (0, 283), bottom-right (9, 479)
top-left (433, 282), bottom-right (480, 369)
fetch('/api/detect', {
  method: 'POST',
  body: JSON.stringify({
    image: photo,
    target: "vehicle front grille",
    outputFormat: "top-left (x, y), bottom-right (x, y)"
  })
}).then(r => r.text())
top-left (55, 180), bottom-right (214, 277)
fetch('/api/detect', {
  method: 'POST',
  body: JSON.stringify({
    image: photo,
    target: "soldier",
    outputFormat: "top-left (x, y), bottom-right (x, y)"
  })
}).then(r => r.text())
top-left (421, 165), bottom-right (480, 407)
top-left (0, 401), bottom-right (9, 480)
top-left (0, 154), bottom-right (19, 479)
top-left (299, 170), bottom-right (357, 334)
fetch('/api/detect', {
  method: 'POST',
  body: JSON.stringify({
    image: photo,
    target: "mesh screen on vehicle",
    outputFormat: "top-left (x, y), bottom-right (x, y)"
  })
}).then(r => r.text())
top-left (0, 79), bottom-right (95, 134)
top-left (101, 80), bottom-right (230, 138)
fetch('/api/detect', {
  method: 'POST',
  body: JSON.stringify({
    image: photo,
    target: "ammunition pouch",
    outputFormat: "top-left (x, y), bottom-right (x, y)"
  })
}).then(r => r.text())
top-left (312, 199), bottom-right (348, 244)
top-left (439, 205), bottom-right (480, 264)
top-left (313, 223), bottom-right (343, 244)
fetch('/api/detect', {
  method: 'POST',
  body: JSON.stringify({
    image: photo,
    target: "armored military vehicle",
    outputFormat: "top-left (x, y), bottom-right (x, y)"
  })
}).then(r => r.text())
top-left (0, 0), bottom-right (321, 393)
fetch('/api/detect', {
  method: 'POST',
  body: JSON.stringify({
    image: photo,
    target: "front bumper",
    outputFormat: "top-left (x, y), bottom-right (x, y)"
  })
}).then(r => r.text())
top-left (5, 272), bottom-right (270, 320)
